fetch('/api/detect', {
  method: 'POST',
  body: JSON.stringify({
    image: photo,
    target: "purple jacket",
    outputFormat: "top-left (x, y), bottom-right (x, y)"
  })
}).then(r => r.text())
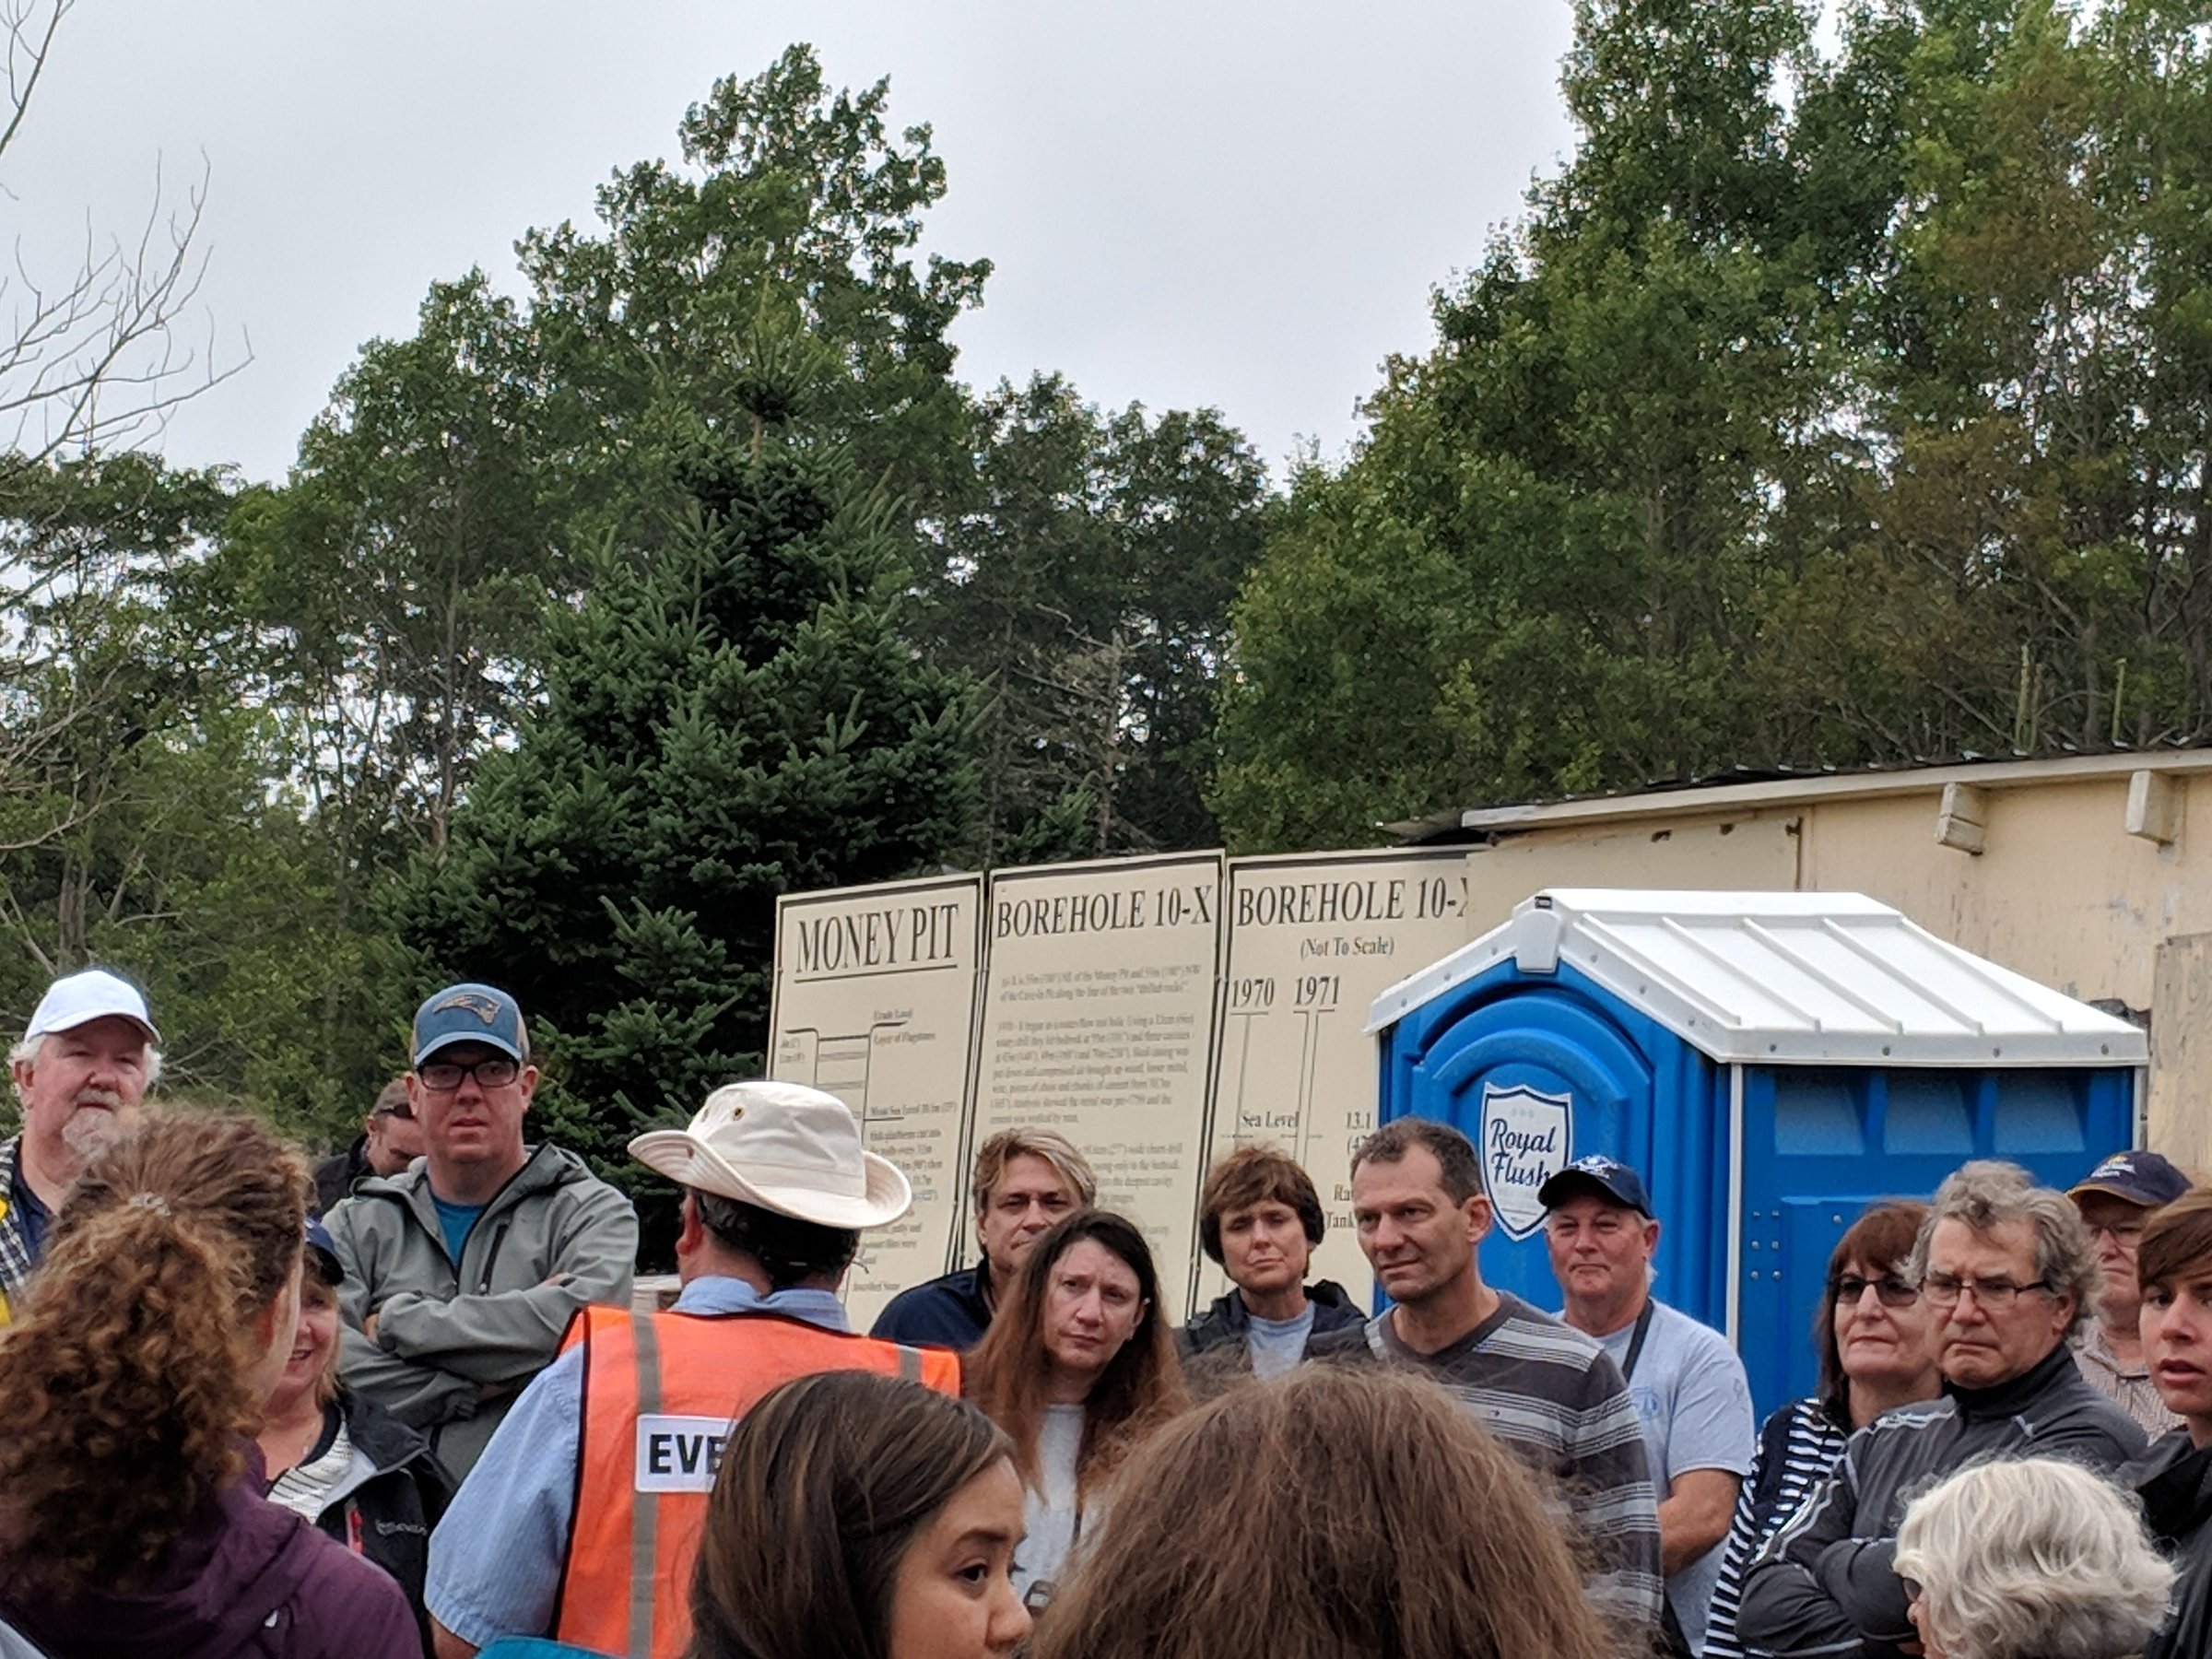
top-left (0, 1447), bottom-right (418, 1659)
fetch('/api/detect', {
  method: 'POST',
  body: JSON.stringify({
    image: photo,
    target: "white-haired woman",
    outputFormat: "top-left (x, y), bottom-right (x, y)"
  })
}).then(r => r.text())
top-left (1892, 1457), bottom-right (2172, 1659)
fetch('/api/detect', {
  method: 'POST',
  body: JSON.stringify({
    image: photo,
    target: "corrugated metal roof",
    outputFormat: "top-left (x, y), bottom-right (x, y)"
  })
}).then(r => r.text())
top-left (1366, 888), bottom-right (2148, 1068)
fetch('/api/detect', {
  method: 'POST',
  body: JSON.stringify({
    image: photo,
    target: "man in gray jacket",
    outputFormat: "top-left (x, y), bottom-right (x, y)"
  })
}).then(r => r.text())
top-left (1737, 1160), bottom-right (2146, 1659)
top-left (327, 982), bottom-right (638, 1478)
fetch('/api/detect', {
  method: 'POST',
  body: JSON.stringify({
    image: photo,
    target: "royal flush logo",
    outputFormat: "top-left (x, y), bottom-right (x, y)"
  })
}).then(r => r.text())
top-left (1481, 1082), bottom-right (1571, 1241)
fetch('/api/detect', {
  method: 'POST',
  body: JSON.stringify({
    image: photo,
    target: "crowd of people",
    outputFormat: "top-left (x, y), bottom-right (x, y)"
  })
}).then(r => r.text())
top-left (3, 962), bottom-right (2212, 1659)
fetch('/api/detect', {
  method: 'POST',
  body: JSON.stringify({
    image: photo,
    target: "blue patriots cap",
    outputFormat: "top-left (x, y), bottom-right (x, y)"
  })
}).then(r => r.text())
top-left (1537, 1154), bottom-right (1653, 1218)
top-left (411, 982), bottom-right (528, 1068)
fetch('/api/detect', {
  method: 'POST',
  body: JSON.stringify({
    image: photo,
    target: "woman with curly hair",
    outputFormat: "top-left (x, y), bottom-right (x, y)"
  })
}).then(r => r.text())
top-left (962, 1210), bottom-right (1189, 1610)
top-left (0, 1106), bottom-right (418, 1658)
top-left (1030, 1363), bottom-right (1624, 1659)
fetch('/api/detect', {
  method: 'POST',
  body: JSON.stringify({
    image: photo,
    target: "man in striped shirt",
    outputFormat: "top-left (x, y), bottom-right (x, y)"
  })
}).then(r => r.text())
top-left (1310, 1118), bottom-right (1664, 1638)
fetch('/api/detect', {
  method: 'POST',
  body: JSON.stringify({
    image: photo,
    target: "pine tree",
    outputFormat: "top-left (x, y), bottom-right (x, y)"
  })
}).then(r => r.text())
top-left (390, 371), bottom-right (979, 1251)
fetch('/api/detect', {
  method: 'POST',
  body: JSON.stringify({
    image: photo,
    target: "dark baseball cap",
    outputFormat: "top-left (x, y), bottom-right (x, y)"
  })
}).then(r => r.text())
top-left (412, 982), bottom-right (528, 1068)
top-left (303, 1218), bottom-right (346, 1286)
top-left (1537, 1154), bottom-right (1653, 1218)
top-left (2069, 1150), bottom-right (2189, 1210)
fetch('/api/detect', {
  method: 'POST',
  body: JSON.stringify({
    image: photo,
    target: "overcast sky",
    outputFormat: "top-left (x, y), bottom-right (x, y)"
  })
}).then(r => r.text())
top-left (6, 2), bottom-right (1579, 488)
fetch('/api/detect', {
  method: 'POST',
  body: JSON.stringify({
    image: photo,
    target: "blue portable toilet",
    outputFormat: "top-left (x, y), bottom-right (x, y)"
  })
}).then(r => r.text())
top-left (1365, 888), bottom-right (2148, 1418)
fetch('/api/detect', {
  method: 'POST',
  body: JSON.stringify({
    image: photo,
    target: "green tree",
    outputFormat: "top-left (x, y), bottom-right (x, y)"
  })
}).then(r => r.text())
top-left (1217, 0), bottom-right (2212, 848)
top-left (389, 386), bottom-right (978, 1248)
top-left (0, 454), bottom-right (373, 1147)
top-left (924, 375), bottom-right (1275, 860)
top-left (520, 42), bottom-right (989, 535)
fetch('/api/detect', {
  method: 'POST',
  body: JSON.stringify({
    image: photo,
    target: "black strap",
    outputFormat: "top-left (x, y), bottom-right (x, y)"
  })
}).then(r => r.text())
top-left (1619, 1299), bottom-right (1656, 1383)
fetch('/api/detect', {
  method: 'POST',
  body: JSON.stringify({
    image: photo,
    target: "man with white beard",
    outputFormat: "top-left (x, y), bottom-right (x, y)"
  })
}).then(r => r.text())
top-left (1, 969), bottom-right (160, 1323)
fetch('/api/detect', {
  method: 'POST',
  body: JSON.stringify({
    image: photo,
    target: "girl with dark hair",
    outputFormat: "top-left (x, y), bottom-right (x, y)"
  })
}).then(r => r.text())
top-left (963, 1210), bottom-right (1190, 1606)
top-left (1030, 1363), bottom-right (1619, 1659)
top-left (1704, 1198), bottom-right (1941, 1659)
top-left (690, 1370), bottom-right (1030, 1659)
top-left (0, 1107), bottom-right (418, 1659)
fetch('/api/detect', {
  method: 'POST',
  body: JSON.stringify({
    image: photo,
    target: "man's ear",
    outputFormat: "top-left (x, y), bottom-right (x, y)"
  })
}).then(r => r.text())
top-left (1465, 1193), bottom-right (1495, 1243)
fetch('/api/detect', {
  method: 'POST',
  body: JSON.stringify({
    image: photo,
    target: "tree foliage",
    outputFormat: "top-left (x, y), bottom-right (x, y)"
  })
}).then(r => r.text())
top-left (921, 374), bottom-right (1277, 862)
top-left (1216, 0), bottom-right (2212, 850)
top-left (388, 396), bottom-right (979, 1242)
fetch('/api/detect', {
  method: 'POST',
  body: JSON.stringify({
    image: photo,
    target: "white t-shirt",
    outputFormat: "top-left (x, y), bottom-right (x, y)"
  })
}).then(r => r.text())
top-left (1244, 1305), bottom-right (1318, 1378)
top-left (1592, 1300), bottom-right (1756, 1655)
top-left (1015, 1403), bottom-right (1088, 1602)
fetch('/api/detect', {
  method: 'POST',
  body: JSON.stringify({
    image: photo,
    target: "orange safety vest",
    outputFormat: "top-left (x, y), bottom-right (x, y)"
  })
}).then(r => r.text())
top-left (551, 1304), bottom-right (960, 1659)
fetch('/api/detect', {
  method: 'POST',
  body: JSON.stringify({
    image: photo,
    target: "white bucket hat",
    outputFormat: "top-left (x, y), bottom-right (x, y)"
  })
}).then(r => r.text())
top-left (629, 1080), bottom-right (912, 1230)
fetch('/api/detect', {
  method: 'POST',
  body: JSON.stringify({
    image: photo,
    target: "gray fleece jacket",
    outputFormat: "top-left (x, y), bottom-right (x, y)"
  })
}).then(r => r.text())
top-left (326, 1143), bottom-right (638, 1478)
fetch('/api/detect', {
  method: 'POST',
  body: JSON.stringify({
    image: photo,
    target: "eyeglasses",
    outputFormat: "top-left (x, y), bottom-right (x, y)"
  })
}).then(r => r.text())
top-left (1832, 1275), bottom-right (1919, 1309)
top-left (372, 1103), bottom-right (415, 1122)
top-left (1920, 1272), bottom-right (2054, 1309)
top-left (2086, 1219), bottom-right (2147, 1245)
top-left (416, 1055), bottom-right (521, 1092)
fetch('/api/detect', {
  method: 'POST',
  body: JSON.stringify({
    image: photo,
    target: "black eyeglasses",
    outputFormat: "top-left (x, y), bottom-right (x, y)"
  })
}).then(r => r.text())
top-left (416, 1055), bottom-right (522, 1092)
top-left (1921, 1272), bottom-right (2053, 1309)
top-left (372, 1102), bottom-right (416, 1123)
top-left (1832, 1275), bottom-right (1919, 1309)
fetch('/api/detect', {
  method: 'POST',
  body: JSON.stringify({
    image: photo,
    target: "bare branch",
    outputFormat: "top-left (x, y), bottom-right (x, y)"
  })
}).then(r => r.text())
top-left (0, 0), bottom-right (70, 163)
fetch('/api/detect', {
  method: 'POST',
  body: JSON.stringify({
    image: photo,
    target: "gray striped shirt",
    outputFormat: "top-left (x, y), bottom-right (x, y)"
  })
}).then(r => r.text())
top-left (1318, 1291), bottom-right (1665, 1635)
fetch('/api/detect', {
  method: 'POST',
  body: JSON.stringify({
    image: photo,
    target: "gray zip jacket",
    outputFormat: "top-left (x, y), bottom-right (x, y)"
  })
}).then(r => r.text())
top-left (1736, 1341), bottom-right (2146, 1657)
top-left (326, 1143), bottom-right (638, 1477)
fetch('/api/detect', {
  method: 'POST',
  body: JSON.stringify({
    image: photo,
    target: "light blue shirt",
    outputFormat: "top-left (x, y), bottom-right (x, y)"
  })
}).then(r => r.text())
top-left (425, 1277), bottom-right (849, 1648)
top-left (1243, 1304), bottom-right (1318, 1378)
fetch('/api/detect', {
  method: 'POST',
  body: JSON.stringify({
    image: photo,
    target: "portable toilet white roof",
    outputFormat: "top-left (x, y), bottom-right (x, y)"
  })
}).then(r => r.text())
top-left (1367, 888), bottom-right (2147, 1068)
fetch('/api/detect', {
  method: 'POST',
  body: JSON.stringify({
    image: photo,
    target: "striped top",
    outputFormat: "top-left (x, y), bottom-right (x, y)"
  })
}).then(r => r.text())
top-left (1324, 1293), bottom-right (1665, 1634)
top-left (268, 1414), bottom-right (354, 1522)
top-left (1702, 1397), bottom-right (1850, 1659)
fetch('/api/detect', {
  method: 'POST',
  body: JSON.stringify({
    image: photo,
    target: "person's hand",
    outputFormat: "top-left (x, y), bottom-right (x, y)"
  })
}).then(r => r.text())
top-left (362, 1311), bottom-right (380, 1343)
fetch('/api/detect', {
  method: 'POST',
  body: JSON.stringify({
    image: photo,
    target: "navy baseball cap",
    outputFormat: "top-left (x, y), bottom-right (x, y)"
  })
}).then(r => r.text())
top-left (1537, 1154), bottom-right (1653, 1218)
top-left (2070, 1150), bottom-right (2189, 1210)
top-left (303, 1218), bottom-right (345, 1286)
top-left (412, 982), bottom-right (528, 1068)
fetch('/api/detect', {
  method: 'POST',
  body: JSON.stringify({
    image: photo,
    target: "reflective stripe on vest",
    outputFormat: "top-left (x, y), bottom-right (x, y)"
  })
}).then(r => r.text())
top-left (552, 1304), bottom-right (960, 1659)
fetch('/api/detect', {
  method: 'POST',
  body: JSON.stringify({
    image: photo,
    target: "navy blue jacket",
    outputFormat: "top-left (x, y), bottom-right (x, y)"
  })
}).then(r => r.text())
top-left (1176, 1278), bottom-right (1366, 1366)
top-left (871, 1261), bottom-right (994, 1350)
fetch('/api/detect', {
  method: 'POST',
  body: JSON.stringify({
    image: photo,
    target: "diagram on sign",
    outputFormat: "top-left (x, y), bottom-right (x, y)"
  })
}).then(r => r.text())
top-left (772, 1018), bottom-right (910, 1277)
top-left (1215, 973), bottom-right (1343, 1161)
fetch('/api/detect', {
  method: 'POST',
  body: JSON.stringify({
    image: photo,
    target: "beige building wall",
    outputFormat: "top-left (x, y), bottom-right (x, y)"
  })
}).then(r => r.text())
top-left (1447, 756), bottom-right (2212, 1166)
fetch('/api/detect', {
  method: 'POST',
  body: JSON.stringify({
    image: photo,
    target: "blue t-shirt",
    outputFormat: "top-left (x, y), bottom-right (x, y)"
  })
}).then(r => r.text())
top-left (431, 1195), bottom-right (485, 1264)
top-left (1244, 1305), bottom-right (1318, 1378)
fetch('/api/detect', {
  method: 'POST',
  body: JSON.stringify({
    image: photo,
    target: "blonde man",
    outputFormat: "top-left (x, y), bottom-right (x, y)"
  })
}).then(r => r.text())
top-left (872, 1127), bottom-right (1097, 1349)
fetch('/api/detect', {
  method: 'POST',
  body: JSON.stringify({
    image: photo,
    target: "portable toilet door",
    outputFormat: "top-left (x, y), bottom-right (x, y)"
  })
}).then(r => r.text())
top-left (1364, 893), bottom-right (1735, 1331)
top-left (1368, 889), bottom-right (2148, 1419)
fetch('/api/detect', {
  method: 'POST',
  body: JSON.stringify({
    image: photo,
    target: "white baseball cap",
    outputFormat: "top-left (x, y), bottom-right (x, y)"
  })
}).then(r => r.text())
top-left (629, 1080), bottom-right (911, 1230)
top-left (25, 969), bottom-right (160, 1045)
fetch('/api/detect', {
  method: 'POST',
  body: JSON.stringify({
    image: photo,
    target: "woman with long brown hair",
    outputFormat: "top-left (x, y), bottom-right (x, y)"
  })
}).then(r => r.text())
top-left (0, 1107), bottom-right (417, 1658)
top-left (1030, 1362), bottom-right (1623, 1659)
top-left (690, 1370), bottom-right (1030, 1659)
top-left (963, 1210), bottom-right (1189, 1607)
